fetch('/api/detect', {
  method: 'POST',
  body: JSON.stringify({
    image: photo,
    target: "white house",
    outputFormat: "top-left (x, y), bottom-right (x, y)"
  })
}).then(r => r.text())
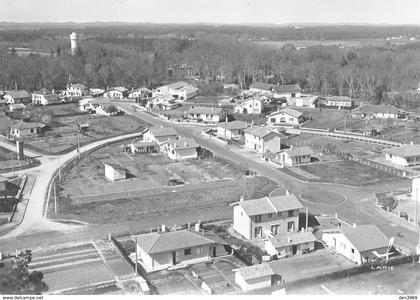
top-left (134, 228), bottom-right (228, 272)
top-left (66, 84), bottom-right (88, 97)
top-left (322, 96), bottom-right (354, 109)
top-left (278, 146), bottom-right (313, 166)
top-left (154, 81), bottom-right (199, 100)
top-left (4, 90), bottom-right (31, 104)
top-left (128, 88), bottom-right (151, 100)
top-left (185, 107), bottom-right (227, 123)
top-left (384, 144), bottom-right (420, 167)
top-left (162, 137), bottom-right (199, 160)
top-left (351, 104), bottom-right (401, 119)
top-left (104, 162), bottom-right (128, 181)
top-left (266, 108), bottom-right (304, 126)
top-left (9, 122), bottom-right (44, 139)
top-left (244, 126), bottom-right (281, 153)
top-left (233, 194), bottom-right (303, 240)
top-left (234, 264), bottom-right (275, 292)
top-left (104, 87), bottom-right (129, 99)
top-left (249, 82), bottom-right (273, 94)
top-left (295, 96), bottom-right (318, 108)
top-left (264, 230), bottom-right (317, 258)
top-left (322, 224), bottom-right (389, 265)
top-left (217, 120), bottom-right (248, 141)
top-left (146, 95), bottom-right (180, 110)
top-left (9, 103), bottom-right (26, 112)
top-left (234, 97), bottom-right (264, 114)
top-left (143, 127), bottom-right (178, 145)
top-left (32, 89), bottom-right (60, 105)
top-left (272, 84), bottom-right (302, 99)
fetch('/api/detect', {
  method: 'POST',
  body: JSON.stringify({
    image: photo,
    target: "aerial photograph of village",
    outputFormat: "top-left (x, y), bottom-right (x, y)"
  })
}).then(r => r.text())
top-left (0, 0), bottom-right (419, 297)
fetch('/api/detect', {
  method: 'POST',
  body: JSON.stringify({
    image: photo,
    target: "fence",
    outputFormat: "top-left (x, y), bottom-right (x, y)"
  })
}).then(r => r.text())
top-left (351, 156), bottom-right (413, 178)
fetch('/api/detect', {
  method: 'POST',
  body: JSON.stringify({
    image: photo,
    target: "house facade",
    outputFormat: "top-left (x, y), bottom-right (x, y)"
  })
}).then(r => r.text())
top-left (104, 87), bottom-right (129, 99)
top-left (244, 126), bottom-right (281, 153)
top-left (278, 146), bottom-right (313, 166)
top-left (185, 107), bottom-right (227, 123)
top-left (9, 122), bottom-right (44, 139)
top-left (384, 144), bottom-right (420, 167)
top-left (234, 264), bottom-right (274, 292)
top-left (134, 229), bottom-right (228, 272)
top-left (143, 127), bottom-right (178, 145)
top-left (272, 84), bottom-right (302, 99)
top-left (264, 231), bottom-right (316, 258)
top-left (322, 96), bottom-right (354, 109)
top-left (104, 162), bottom-right (127, 181)
top-left (4, 90), bottom-right (31, 104)
top-left (322, 224), bottom-right (389, 265)
top-left (266, 108), bottom-right (304, 126)
top-left (146, 95), bottom-right (180, 110)
top-left (162, 137), bottom-right (198, 160)
top-left (155, 82), bottom-right (199, 100)
top-left (351, 104), bottom-right (401, 119)
top-left (66, 84), bottom-right (88, 97)
top-left (233, 195), bottom-right (303, 240)
top-left (128, 88), bottom-right (152, 100)
top-left (217, 120), bottom-right (248, 141)
top-left (32, 89), bottom-right (60, 105)
top-left (233, 97), bottom-right (263, 114)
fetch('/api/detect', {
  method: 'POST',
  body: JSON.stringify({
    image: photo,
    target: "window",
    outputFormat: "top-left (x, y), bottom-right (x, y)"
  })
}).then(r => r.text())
top-left (270, 118), bottom-right (276, 123)
top-left (254, 215), bottom-right (262, 223)
top-left (267, 213), bottom-right (273, 218)
top-left (196, 247), bottom-right (203, 255)
top-left (287, 221), bottom-right (295, 232)
top-left (288, 210), bottom-right (294, 217)
top-left (351, 248), bottom-right (355, 254)
top-left (184, 249), bottom-right (191, 256)
top-left (277, 212), bottom-right (282, 217)
top-left (271, 224), bottom-right (279, 235)
top-left (254, 226), bottom-right (262, 238)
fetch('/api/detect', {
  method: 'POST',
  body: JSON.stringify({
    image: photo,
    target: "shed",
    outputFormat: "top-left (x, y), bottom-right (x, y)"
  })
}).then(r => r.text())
top-left (104, 162), bottom-right (128, 181)
top-left (234, 263), bottom-right (274, 292)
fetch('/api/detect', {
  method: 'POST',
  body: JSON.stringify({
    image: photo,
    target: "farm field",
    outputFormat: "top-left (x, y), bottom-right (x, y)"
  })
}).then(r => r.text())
top-left (254, 38), bottom-right (388, 49)
top-left (300, 160), bottom-right (397, 185)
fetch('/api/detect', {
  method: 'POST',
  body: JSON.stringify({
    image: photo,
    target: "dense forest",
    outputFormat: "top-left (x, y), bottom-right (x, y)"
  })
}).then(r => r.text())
top-left (1, 24), bottom-right (420, 107)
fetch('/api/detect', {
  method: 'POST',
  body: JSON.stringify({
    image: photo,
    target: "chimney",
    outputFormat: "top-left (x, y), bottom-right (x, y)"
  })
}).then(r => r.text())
top-left (161, 224), bottom-right (166, 232)
top-left (240, 196), bottom-right (244, 202)
top-left (194, 221), bottom-right (201, 232)
top-left (352, 223), bottom-right (357, 228)
top-left (301, 227), bottom-right (305, 233)
top-left (187, 222), bottom-right (191, 230)
top-left (184, 141), bottom-right (187, 147)
top-left (52, 89), bottom-right (55, 94)
top-left (411, 141), bottom-right (414, 145)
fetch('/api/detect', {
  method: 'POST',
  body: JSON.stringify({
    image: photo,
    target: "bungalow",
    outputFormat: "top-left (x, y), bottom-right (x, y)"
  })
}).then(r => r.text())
top-left (384, 144), bottom-right (420, 167)
top-left (9, 122), bottom-right (44, 139)
top-left (244, 126), bottom-right (281, 153)
top-left (32, 89), bottom-right (60, 105)
top-left (128, 88), bottom-right (152, 100)
top-left (233, 97), bottom-right (263, 114)
top-left (272, 84), bottom-right (302, 99)
top-left (104, 162), bottom-right (128, 181)
top-left (185, 107), bottom-right (227, 123)
top-left (162, 137), bottom-right (199, 160)
top-left (155, 81), bottom-right (199, 100)
top-left (104, 87), bottom-right (129, 99)
top-left (233, 194), bottom-right (303, 240)
top-left (133, 228), bottom-right (228, 272)
top-left (351, 104), bottom-right (401, 119)
top-left (130, 141), bottom-right (159, 154)
top-left (66, 84), bottom-right (88, 97)
top-left (266, 108), bottom-right (304, 126)
top-left (234, 264), bottom-right (275, 292)
top-left (322, 96), bottom-right (354, 109)
top-left (322, 224), bottom-right (389, 265)
top-left (217, 120), bottom-right (248, 141)
top-left (278, 146), bottom-right (313, 166)
top-left (143, 127), bottom-right (178, 145)
top-left (264, 230), bottom-right (317, 258)
top-left (146, 95), bottom-right (180, 110)
top-left (9, 103), bottom-right (26, 112)
top-left (4, 90), bottom-right (31, 104)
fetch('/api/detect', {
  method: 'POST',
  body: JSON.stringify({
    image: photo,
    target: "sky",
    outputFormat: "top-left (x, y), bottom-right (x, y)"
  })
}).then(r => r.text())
top-left (1, 0), bottom-right (420, 25)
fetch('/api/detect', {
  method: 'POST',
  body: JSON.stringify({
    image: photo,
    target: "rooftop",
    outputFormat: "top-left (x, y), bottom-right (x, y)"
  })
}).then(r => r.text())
top-left (167, 137), bottom-right (199, 150)
top-left (272, 84), bottom-right (302, 94)
top-left (6, 90), bottom-right (30, 99)
top-left (244, 126), bottom-right (280, 139)
top-left (187, 107), bottom-right (225, 116)
top-left (148, 126), bottom-right (178, 138)
top-left (384, 144), bottom-right (420, 158)
top-left (218, 120), bottom-right (248, 131)
top-left (69, 83), bottom-right (87, 90)
top-left (326, 96), bottom-right (353, 102)
top-left (135, 229), bottom-right (226, 255)
top-left (11, 121), bottom-right (44, 130)
top-left (250, 82), bottom-right (273, 91)
top-left (109, 87), bottom-right (129, 93)
top-left (284, 146), bottom-right (313, 157)
top-left (268, 231), bottom-right (317, 248)
top-left (340, 224), bottom-right (389, 252)
top-left (354, 104), bottom-right (400, 115)
top-left (166, 81), bottom-right (189, 90)
top-left (103, 161), bottom-right (128, 172)
top-left (238, 194), bottom-right (303, 216)
top-left (234, 263), bottom-right (274, 281)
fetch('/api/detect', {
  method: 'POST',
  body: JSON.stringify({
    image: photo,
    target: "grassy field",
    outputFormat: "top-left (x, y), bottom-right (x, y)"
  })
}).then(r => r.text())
top-left (254, 38), bottom-right (388, 49)
top-left (51, 176), bottom-right (277, 224)
top-left (300, 160), bottom-right (397, 185)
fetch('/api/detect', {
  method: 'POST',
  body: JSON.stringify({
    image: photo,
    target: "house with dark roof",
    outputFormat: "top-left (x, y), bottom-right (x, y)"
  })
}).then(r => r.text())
top-left (146, 94), bottom-right (180, 110)
top-left (104, 161), bottom-right (128, 181)
top-left (272, 84), bottom-right (302, 99)
top-left (161, 136), bottom-right (199, 160)
top-left (384, 144), bottom-right (420, 167)
top-left (32, 89), bottom-right (60, 105)
top-left (233, 97), bottom-right (264, 114)
top-left (185, 107), bottom-right (227, 123)
top-left (217, 120), bottom-right (249, 141)
top-left (4, 90), bottom-right (31, 104)
top-left (104, 87), bottom-right (129, 99)
top-left (322, 96), bottom-right (354, 109)
top-left (66, 84), bottom-right (88, 97)
top-left (351, 104), bottom-right (402, 119)
top-left (133, 227), bottom-right (229, 272)
top-left (143, 127), bottom-right (178, 145)
top-left (249, 82), bottom-right (273, 93)
top-left (9, 122), bottom-right (44, 138)
top-left (266, 108), bottom-right (305, 126)
top-left (233, 194), bottom-right (303, 240)
top-left (322, 224), bottom-right (389, 264)
top-left (244, 126), bottom-right (281, 154)
top-left (234, 263), bottom-right (275, 292)
top-left (278, 146), bottom-right (313, 166)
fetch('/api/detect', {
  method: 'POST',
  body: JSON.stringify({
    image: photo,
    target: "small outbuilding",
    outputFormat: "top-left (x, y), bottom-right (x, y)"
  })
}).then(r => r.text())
top-left (104, 162), bottom-right (128, 181)
top-left (234, 263), bottom-right (275, 292)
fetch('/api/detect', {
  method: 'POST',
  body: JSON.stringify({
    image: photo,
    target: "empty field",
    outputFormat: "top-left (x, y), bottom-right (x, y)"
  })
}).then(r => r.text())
top-left (300, 160), bottom-right (397, 185)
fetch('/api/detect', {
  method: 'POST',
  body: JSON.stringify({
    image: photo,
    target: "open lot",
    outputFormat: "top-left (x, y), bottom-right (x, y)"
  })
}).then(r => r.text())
top-left (300, 160), bottom-right (397, 186)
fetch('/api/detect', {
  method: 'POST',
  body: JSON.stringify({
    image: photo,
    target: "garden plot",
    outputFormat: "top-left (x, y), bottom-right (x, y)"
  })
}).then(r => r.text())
top-left (147, 269), bottom-right (202, 295)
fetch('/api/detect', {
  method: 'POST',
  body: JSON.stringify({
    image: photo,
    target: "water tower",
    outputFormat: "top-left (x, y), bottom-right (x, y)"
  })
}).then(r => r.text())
top-left (70, 32), bottom-right (78, 55)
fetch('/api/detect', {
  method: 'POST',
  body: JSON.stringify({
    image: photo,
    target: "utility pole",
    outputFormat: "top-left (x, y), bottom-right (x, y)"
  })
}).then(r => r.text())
top-left (224, 115), bottom-right (228, 147)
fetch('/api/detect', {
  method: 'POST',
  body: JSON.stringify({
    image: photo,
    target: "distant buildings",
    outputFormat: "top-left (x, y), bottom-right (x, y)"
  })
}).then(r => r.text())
top-left (128, 88), bottom-right (152, 100)
top-left (351, 104), bottom-right (402, 119)
top-left (162, 137), bottom-right (199, 160)
top-left (154, 81), bottom-right (199, 100)
top-left (233, 97), bottom-right (264, 114)
top-left (244, 126), bottom-right (282, 154)
top-left (4, 90), bottom-right (31, 105)
top-left (322, 96), bottom-right (354, 109)
top-left (185, 107), bottom-right (227, 123)
top-left (32, 89), bottom-right (60, 105)
top-left (9, 121), bottom-right (44, 139)
top-left (146, 94), bottom-right (180, 110)
top-left (66, 84), bottom-right (88, 97)
top-left (104, 87), bottom-right (129, 99)
top-left (249, 82), bottom-right (302, 100)
top-left (266, 108), bottom-right (304, 126)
